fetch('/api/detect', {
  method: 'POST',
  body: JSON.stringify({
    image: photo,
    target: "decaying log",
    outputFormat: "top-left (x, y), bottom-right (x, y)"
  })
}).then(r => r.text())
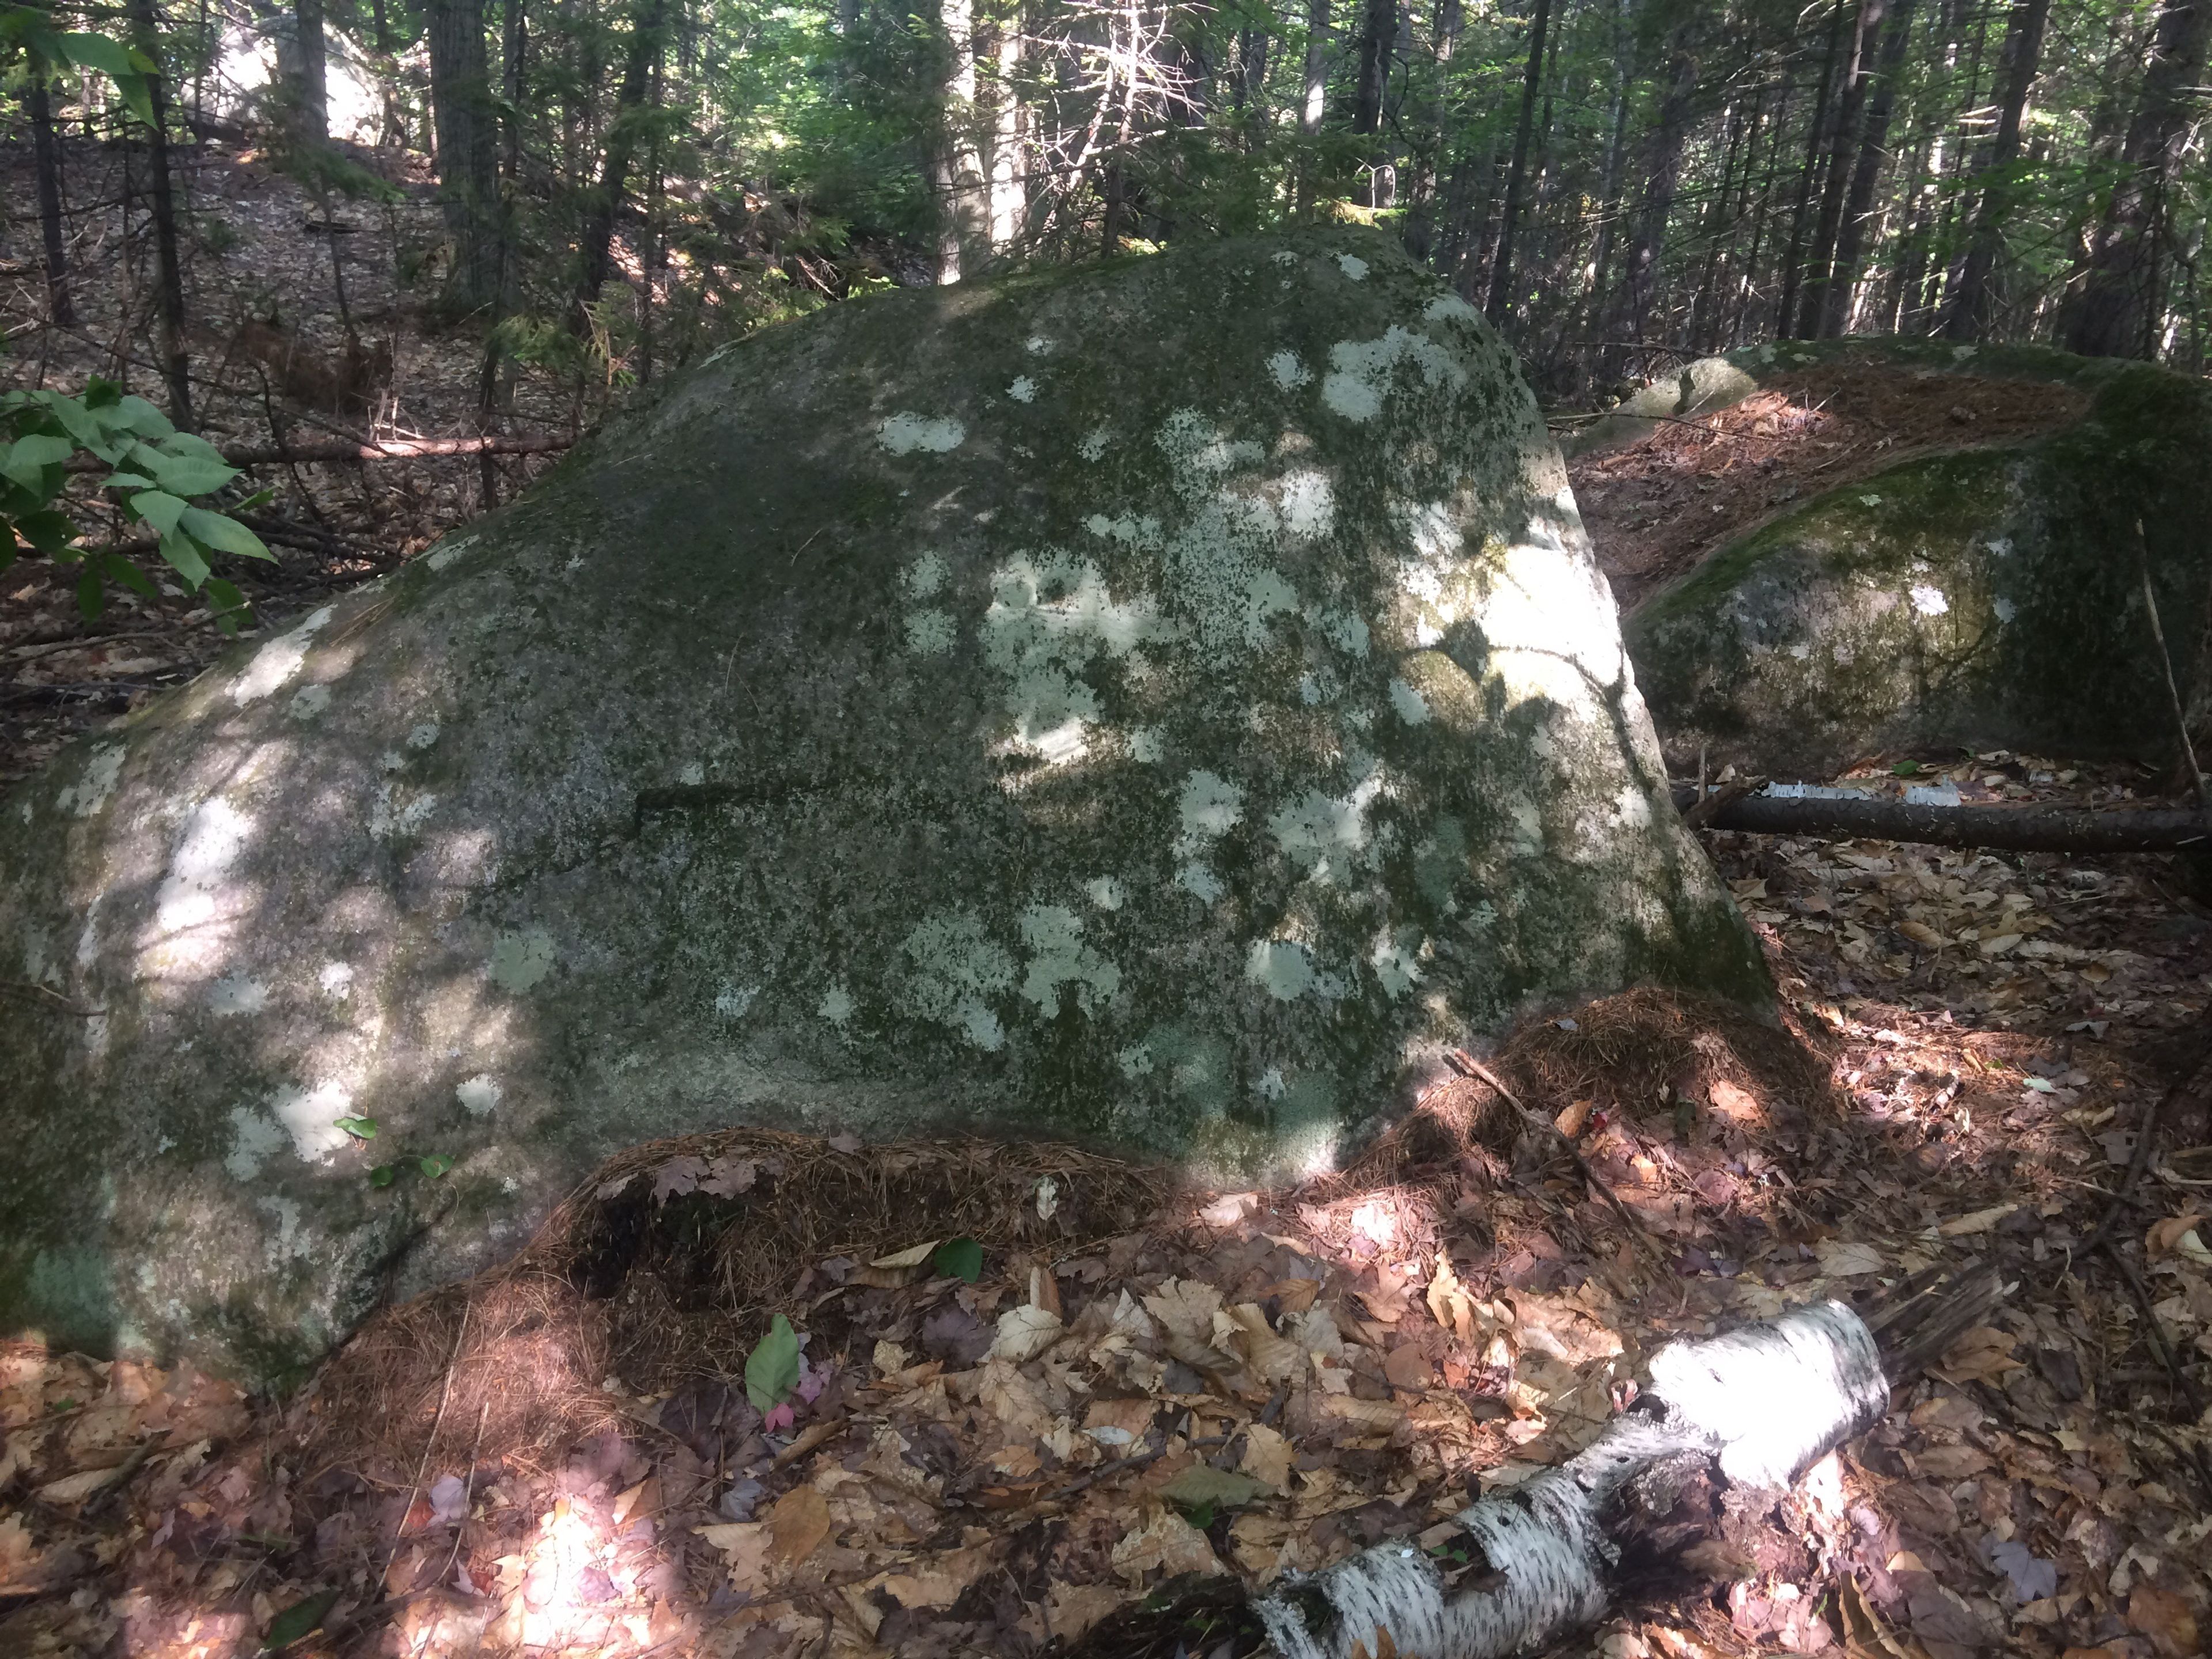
top-left (1667, 783), bottom-right (2212, 853)
top-left (1073, 1271), bottom-right (2002, 1659)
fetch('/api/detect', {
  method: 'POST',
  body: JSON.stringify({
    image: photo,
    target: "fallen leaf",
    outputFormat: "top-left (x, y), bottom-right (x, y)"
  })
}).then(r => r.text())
top-left (827, 1132), bottom-right (862, 1154)
top-left (1221, 1302), bottom-right (1303, 1384)
top-left (1161, 1464), bottom-right (1271, 1508)
top-left (1143, 1278), bottom-right (1225, 1346)
top-left (1815, 1239), bottom-right (1885, 1278)
top-left (988, 1304), bottom-right (1065, 1363)
top-left (1554, 1098), bottom-right (1594, 1138)
top-left (1046, 1583), bottom-right (1124, 1642)
top-left (1201, 1192), bottom-right (1259, 1226)
top-left (1934, 1325), bottom-right (2022, 1385)
top-left (880, 1544), bottom-right (995, 1609)
top-left (1111, 1499), bottom-right (1220, 1582)
top-left (1938, 1203), bottom-right (2017, 1236)
top-left (767, 1484), bottom-right (832, 1564)
top-left (699, 1155), bottom-right (757, 1196)
top-left (1987, 1537), bottom-right (2057, 1603)
top-left (2128, 1585), bottom-right (2199, 1658)
top-left (1240, 1422), bottom-right (1294, 1491)
top-left (1383, 1343), bottom-right (1434, 1391)
top-left (870, 1240), bottom-right (941, 1270)
top-left (652, 1155), bottom-right (706, 1202)
top-left (697, 1521), bottom-right (775, 1594)
top-left (921, 1304), bottom-right (994, 1365)
top-left (745, 1314), bottom-right (802, 1410)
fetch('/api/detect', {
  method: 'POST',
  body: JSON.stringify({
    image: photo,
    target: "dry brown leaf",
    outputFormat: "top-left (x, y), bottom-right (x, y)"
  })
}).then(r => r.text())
top-left (1933, 1325), bottom-right (2022, 1385)
top-left (0, 1514), bottom-right (41, 1593)
top-left (1937, 1203), bottom-right (2017, 1237)
top-left (1222, 1303), bottom-right (1304, 1385)
top-left (880, 1544), bottom-right (996, 1609)
top-left (1263, 1277), bottom-right (1323, 1315)
top-left (1554, 1098), bottom-right (1594, 1138)
top-left (1707, 1078), bottom-right (1765, 1125)
top-left (768, 1484), bottom-right (833, 1565)
top-left (1383, 1343), bottom-right (1434, 1392)
top-left (870, 1240), bottom-right (941, 1270)
top-left (1321, 1394), bottom-right (1404, 1433)
top-left (2127, 1585), bottom-right (2200, 1659)
top-left (2148, 1215), bottom-right (2210, 1259)
top-left (1046, 1583), bottom-right (1125, 1642)
top-left (1143, 1278), bottom-right (1224, 1346)
top-left (1111, 1499), bottom-right (1221, 1582)
top-left (698, 1521), bottom-right (776, 1594)
top-left (989, 1304), bottom-right (1065, 1363)
top-left (35, 1466), bottom-right (111, 1507)
top-left (1240, 1422), bottom-right (1294, 1491)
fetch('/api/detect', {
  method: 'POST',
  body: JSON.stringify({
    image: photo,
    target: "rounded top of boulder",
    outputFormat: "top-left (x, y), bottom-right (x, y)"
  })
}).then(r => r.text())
top-left (1, 228), bottom-right (1758, 1381)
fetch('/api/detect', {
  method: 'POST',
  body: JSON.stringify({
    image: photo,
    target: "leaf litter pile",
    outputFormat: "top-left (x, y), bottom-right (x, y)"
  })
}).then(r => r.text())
top-left (7, 777), bottom-right (2212, 1658)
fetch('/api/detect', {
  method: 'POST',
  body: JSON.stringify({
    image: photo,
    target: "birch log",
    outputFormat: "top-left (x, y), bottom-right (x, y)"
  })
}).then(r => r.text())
top-left (1252, 1302), bottom-right (1890, 1659)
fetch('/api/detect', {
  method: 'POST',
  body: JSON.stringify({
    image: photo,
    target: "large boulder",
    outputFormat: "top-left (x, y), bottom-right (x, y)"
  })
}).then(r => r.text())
top-left (1, 229), bottom-right (1760, 1382)
top-left (1622, 339), bottom-right (2212, 775)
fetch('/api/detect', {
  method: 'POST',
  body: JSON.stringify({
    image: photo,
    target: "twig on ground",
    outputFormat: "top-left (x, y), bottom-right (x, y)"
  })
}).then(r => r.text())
top-left (1042, 1432), bottom-right (1229, 1503)
top-left (2135, 516), bottom-right (2209, 808)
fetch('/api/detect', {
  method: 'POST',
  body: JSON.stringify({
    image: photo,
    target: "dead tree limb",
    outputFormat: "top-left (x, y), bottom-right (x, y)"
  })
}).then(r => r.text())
top-left (62, 434), bottom-right (573, 471)
top-left (1667, 785), bottom-right (2212, 853)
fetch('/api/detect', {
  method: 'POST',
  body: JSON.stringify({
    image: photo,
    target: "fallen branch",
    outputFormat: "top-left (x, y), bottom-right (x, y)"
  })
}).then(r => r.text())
top-left (218, 433), bottom-right (574, 465)
top-left (1668, 785), bottom-right (2212, 853)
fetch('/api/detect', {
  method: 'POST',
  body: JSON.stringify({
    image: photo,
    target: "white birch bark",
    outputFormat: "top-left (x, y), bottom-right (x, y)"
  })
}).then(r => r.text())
top-left (1254, 1302), bottom-right (1889, 1659)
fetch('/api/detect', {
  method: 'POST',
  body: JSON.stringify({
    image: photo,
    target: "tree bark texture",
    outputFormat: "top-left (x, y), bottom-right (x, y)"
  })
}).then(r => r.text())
top-left (26, 70), bottom-right (74, 328)
top-left (1254, 1304), bottom-right (1891, 1659)
top-left (1945, 0), bottom-right (2051, 340)
top-left (427, 0), bottom-right (505, 315)
top-left (1775, 0), bottom-right (1849, 340)
top-left (2062, 0), bottom-right (2212, 358)
top-left (574, 0), bottom-right (670, 317)
top-left (1603, 21), bottom-right (1697, 359)
top-left (290, 0), bottom-right (330, 142)
top-left (1484, 0), bottom-right (1552, 320)
top-left (1821, 0), bottom-right (1915, 335)
top-left (1796, 0), bottom-right (1885, 339)
top-left (127, 0), bottom-right (195, 431)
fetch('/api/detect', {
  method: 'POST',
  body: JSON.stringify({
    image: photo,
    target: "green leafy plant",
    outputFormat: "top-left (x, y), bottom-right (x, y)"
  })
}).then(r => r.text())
top-left (0, 12), bottom-right (160, 126)
top-left (1, 381), bottom-right (272, 630)
top-left (932, 1236), bottom-right (983, 1283)
top-left (745, 1313), bottom-right (802, 1410)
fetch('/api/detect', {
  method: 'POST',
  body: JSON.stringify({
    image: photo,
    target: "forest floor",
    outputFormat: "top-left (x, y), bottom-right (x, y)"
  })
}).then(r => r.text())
top-left (7, 146), bottom-right (2212, 1659)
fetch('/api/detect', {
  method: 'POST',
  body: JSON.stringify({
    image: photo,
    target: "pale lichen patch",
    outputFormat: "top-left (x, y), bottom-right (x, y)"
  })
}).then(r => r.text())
top-left (287, 683), bottom-right (332, 721)
top-left (456, 1074), bottom-right (502, 1117)
top-left (1086, 876), bottom-right (1127, 911)
top-left (901, 909), bottom-right (1014, 1050)
top-left (1267, 351), bottom-right (1310, 391)
top-left (818, 984), bottom-right (856, 1028)
top-left (1388, 677), bottom-right (1433, 726)
top-left (903, 551), bottom-right (950, 598)
top-left (877, 412), bottom-right (967, 454)
top-left (487, 927), bottom-right (556, 994)
top-left (207, 975), bottom-right (268, 1017)
top-left (905, 610), bottom-right (957, 654)
top-left (1018, 904), bottom-right (1120, 1014)
top-left (1008, 376), bottom-right (1038, 404)
top-left (55, 745), bottom-right (125, 819)
top-left (230, 606), bottom-right (332, 704)
top-left (1319, 328), bottom-right (1467, 425)
top-left (1335, 253), bottom-right (1370, 281)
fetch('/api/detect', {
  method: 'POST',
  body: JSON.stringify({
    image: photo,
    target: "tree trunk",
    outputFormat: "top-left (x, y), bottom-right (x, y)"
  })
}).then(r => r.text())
top-left (1603, 22), bottom-right (1698, 361)
top-left (1484, 0), bottom-right (1553, 320)
top-left (26, 70), bottom-right (74, 329)
top-left (127, 0), bottom-right (195, 430)
top-left (1300, 0), bottom-right (1330, 134)
top-left (1943, 0), bottom-right (2051, 340)
top-left (1795, 0), bottom-right (1885, 338)
top-left (924, 0), bottom-right (984, 281)
top-left (1350, 0), bottom-right (1393, 134)
top-left (1403, 0), bottom-right (1459, 260)
top-left (985, 19), bottom-right (1023, 250)
top-left (428, 0), bottom-right (504, 315)
top-left (1774, 0), bottom-right (1849, 340)
top-left (1821, 0), bottom-right (1915, 335)
top-left (2062, 0), bottom-right (2212, 358)
top-left (503, 0), bottom-right (529, 181)
top-left (574, 0), bottom-right (669, 317)
top-left (292, 0), bottom-right (330, 143)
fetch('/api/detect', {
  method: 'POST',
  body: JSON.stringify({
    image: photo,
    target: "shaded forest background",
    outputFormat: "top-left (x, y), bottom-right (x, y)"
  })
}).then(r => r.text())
top-left (4, 0), bottom-right (2207, 436)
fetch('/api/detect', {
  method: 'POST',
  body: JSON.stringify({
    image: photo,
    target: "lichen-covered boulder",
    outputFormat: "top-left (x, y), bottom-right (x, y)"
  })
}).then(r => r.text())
top-left (1623, 340), bottom-right (2212, 775)
top-left (1, 229), bottom-right (1760, 1382)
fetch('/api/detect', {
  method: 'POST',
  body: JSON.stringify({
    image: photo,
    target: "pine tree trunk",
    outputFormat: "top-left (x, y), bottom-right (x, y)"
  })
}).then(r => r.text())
top-left (1484, 0), bottom-right (1553, 319)
top-left (574, 0), bottom-right (669, 316)
top-left (293, 0), bottom-right (329, 142)
top-left (1821, 0), bottom-right (1915, 335)
top-left (503, 0), bottom-right (529, 181)
top-left (1300, 0), bottom-right (1331, 134)
top-left (1603, 21), bottom-right (1698, 363)
top-left (26, 70), bottom-right (74, 329)
top-left (429, 0), bottom-right (505, 315)
top-left (128, 0), bottom-right (195, 430)
top-left (1944, 0), bottom-right (2051, 340)
top-left (2062, 0), bottom-right (2212, 358)
top-left (1775, 0), bottom-right (1849, 339)
top-left (1350, 0), bottom-right (1394, 134)
top-left (1795, 0), bottom-right (1885, 338)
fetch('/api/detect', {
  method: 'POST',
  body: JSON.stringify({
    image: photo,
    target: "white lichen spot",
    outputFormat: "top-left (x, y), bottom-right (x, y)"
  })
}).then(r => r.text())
top-left (1369, 929), bottom-right (1425, 998)
top-left (1026, 335), bottom-right (1055, 355)
top-left (679, 761), bottom-right (706, 786)
top-left (1269, 779), bottom-right (1383, 873)
top-left (1007, 376), bottom-right (1038, 404)
top-left (230, 606), bottom-right (334, 705)
top-left (906, 609), bottom-right (957, 655)
top-left (55, 745), bottom-right (126, 819)
top-left (207, 975), bottom-right (268, 1017)
top-left (1019, 904), bottom-right (1120, 1014)
top-left (715, 983), bottom-right (759, 1018)
top-left (1257, 1067), bottom-right (1286, 1100)
top-left (1267, 351), bottom-right (1310, 391)
top-left (319, 961), bottom-right (354, 999)
top-left (1077, 426), bottom-right (1112, 461)
top-left (876, 412), bottom-right (967, 455)
top-left (1993, 595), bottom-right (2017, 623)
top-left (268, 1080), bottom-right (356, 1165)
top-left (1787, 641), bottom-right (1811, 660)
top-left (407, 722), bottom-right (442, 749)
top-left (1083, 513), bottom-right (1161, 546)
top-left (1246, 939), bottom-right (1317, 1001)
top-left (1128, 727), bottom-right (1164, 763)
top-left (1910, 584), bottom-right (1949, 616)
top-left (1423, 291), bottom-right (1478, 321)
top-left (1859, 494), bottom-right (1883, 507)
top-left (1177, 770), bottom-right (1245, 851)
top-left (1315, 607), bottom-right (1370, 658)
top-left (1388, 676), bottom-right (1432, 725)
top-left (983, 553), bottom-right (1171, 763)
top-left (819, 984), bottom-right (857, 1027)
top-left (154, 797), bottom-right (254, 937)
top-left (902, 909), bottom-right (1013, 1050)
top-left (1277, 469), bottom-right (1334, 537)
top-left (225, 1107), bottom-right (287, 1180)
top-left (425, 535), bottom-right (477, 572)
top-left (1086, 876), bottom-right (1127, 911)
top-left (1118, 1043), bottom-right (1156, 1078)
top-left (256, 1196), bottom-right (313, 1261)
top-left (488, 927), bottom-right (556, 993)
top-left (288, 683), bottom-right (332, 721)
top-left (903, 551), bottom-right (949, 598)
top-left (1335, 253), bottom-right (1369, 281)
top-left (368, 783), bottom-right (438, 840)
top-left (456, 1074), bottom-right (502, 1117)
top-left (1176, 862), bottom-right (1225, 903)
top-left (1319, 328), bottom-right (1466, 424)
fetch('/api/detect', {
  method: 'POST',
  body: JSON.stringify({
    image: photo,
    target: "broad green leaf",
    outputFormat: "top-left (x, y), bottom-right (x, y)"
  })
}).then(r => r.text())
top-left (744, 1313), bottom-right (801, 1410)
top-left (933, 1236), bottom-right (983, 1283)
top-left (2, 434), bottom-right (74, 491)
top-left (113, 397), bottom-right (173, 439)
top-left (261, 1587), bottom-right (339, 1651)
top-left (77, 566), bottom-right (103, 620)
top-left (82, 378), bottom-right (122, 410)
top-left (0, 538), bottom-right (15, 576)
top-left (1161, 1464), bottom-right (1271, 1509)
top-left (100, 473), bottom-right (158, 491)
top-left (179, 508), bottom-right (273, 561)
top-left (419, 1153), bottom-right (454, 1178)
top-left (130, 490), bottom-right (188, 535)
top-left (104, 555), bottom-right (156, 597)
top-left (55, 31), bottom-right (134, 76)
top-left (142, 449), bottom-right (237, 497)
top-left (369, 1164), bottom-right (397, 1187)
top-left (334, 1116), bottom-right (377, 1139)
top-left (37, 392), bottom-right (106, 451)
top-left (17, 509), bottom-right (74, 555)
top-left (111, 73), bottom-right (155, 129)
top-left (203, 578), bottom-right (249, 634)
top-left (157, 529), bottom-right (210, 589)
